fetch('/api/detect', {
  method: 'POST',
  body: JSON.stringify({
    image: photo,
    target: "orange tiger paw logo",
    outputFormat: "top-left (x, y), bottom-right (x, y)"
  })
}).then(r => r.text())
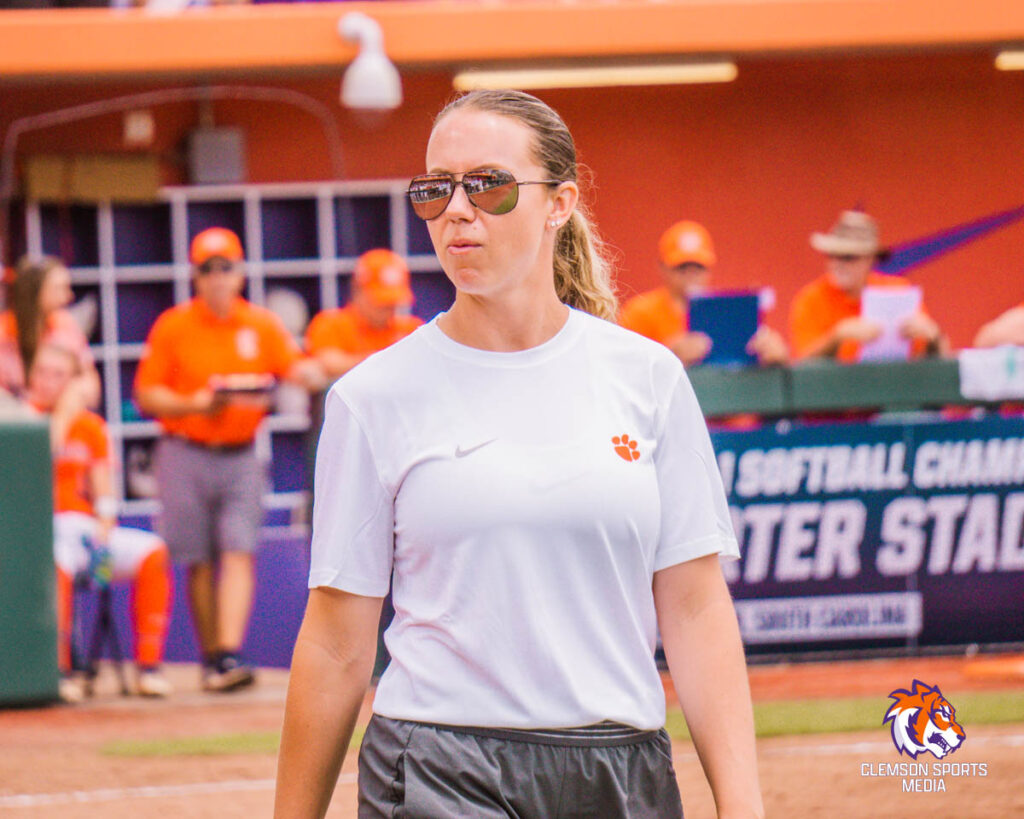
top-left (612, 434), bottom-right (641, 462)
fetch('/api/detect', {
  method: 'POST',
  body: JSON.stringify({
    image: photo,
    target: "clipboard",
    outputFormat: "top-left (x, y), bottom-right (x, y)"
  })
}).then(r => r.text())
top-left (688, 291), bottom-right (760, 367)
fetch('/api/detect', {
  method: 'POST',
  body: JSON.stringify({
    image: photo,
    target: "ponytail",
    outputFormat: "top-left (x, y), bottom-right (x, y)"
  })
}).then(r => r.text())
top-left (553, 209), bottom-right (618, 321)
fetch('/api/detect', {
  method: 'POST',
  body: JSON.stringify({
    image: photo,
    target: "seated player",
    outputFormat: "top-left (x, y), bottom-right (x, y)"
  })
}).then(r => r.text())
top-left (619, 220), bottom-right (786, 366)
top-left (27, 343), bottom-right (173, 701)
top-left (305, 248), bottom-right (423, 380)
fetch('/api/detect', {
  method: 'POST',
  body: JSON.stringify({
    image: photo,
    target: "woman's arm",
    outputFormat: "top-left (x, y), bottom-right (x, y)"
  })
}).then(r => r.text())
top-left (654, 554), bottom-right (764, 819)
top-left (275, 586), bottom-right (383, 819)
top-left (86, 458), bottom-right (116, 544)
top-left (46, 380), bottom-right (88, 453)
top-left (76, 364), bottom-right (102, 410)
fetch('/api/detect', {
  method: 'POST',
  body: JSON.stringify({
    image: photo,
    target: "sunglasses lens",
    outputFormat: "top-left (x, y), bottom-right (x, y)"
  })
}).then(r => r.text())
top-left (408, 176), bottom-right (454, 220)
top-left (464, 171), bottom-right (518, 215)
top-left (199, 260), bottom-right (235, 275)
top-left (407, 170), bottom-right (522, 219)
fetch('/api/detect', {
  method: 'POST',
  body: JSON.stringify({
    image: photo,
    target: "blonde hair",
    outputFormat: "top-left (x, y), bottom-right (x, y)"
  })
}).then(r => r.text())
top-left (436, 90), bottom-right (618, 321)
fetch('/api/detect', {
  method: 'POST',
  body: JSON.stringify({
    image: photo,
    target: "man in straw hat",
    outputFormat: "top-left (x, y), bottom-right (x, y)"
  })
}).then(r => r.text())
top-left (789, 209), bottom-right (947, 362)
top-left (619, 219), bottom-right (787, 366)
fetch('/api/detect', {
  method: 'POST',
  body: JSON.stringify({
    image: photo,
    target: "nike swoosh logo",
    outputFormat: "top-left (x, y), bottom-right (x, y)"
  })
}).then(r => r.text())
top-left (454, 439), bottom-right (497, 458)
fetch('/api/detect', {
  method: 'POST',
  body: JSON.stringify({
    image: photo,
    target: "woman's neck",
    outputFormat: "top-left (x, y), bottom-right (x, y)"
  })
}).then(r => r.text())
top-left (439, 291), bottom-right (569, 352)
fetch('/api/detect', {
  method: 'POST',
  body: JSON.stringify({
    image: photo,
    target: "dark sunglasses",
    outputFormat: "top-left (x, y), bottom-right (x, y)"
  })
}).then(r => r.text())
top-left (407, 169), bottom-right (562, 221)
top-left (197, 259), bottom-right (238, 275)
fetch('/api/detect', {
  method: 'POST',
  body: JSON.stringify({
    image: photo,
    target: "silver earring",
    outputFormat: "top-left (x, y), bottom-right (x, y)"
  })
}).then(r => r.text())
top-left (549, 220), bottom-right (558, 228)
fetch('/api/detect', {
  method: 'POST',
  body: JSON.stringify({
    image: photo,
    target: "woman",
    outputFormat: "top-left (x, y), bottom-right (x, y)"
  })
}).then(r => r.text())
top-left (0, 256), bottom-right (100, 406)
top-left (276, 90), bottom-right (763, 818)
top-left (27, 342), bottom-right (173, 702)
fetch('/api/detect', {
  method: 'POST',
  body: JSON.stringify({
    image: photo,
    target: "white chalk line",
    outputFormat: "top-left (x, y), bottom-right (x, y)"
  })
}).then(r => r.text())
top-left (0, 773), bottom-right (357, 809)
top-left (673, 731), bottom-right (1024, 763)
top-left (5, 733), bottom-right (1023, 808)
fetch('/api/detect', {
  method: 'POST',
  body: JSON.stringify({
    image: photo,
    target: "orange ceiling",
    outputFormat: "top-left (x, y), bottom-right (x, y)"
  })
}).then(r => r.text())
top-left (0, 0), bottom-right (1022, 81)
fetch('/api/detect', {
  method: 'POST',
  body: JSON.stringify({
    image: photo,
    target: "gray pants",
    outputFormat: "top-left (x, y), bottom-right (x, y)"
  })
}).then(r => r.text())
top-left (154, 436), bottom-right (265, 564)
top-left (357, 716), bottom-right (684, 818)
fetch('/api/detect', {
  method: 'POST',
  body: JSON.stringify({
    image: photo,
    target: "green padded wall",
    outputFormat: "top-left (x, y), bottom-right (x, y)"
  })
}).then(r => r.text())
top-left (0, 419), bottom-right (57, 706)
top-left (689, 358), bottom-right (970, 419)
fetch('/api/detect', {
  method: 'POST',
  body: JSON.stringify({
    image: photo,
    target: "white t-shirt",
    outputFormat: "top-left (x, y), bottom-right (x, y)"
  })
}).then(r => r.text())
top-left (309, 307), bottom-right (739, 730)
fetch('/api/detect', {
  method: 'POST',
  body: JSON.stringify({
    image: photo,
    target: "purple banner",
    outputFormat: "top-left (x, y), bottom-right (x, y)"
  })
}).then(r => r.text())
top-left (712, 415), bottom-right (1024, 653)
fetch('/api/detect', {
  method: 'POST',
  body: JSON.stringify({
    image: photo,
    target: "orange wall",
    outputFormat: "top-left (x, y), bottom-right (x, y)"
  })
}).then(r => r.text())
top-left (4, 51), bottom-right (1023, 350)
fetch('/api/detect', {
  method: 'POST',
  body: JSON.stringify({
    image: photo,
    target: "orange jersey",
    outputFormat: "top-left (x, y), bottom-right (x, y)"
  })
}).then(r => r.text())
top-left (134, 297), bottom-right (301, 445)
top-left (617, 287), bottom-right (688, 345)
top-left (789, 272), bottom-right (931, 362)
top-left (305, 303), bottom-right (422, 356)
top-left (54, 410), bottom-right (108, 515)
top-left (0, 309), bottom-right (93, 395)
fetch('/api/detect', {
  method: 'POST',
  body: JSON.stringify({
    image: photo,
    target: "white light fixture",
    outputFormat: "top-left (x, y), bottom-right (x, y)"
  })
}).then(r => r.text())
top-left (453, 62), bottom-right (738, 92)
top-left (995, 51), bottom-right (1024, 71)
top-left (338, 12), bottom-right (403, 111)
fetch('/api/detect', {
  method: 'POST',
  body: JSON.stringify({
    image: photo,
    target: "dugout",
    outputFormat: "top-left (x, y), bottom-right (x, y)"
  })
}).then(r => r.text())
top-left (2, 0), bottom-right (1024, 669)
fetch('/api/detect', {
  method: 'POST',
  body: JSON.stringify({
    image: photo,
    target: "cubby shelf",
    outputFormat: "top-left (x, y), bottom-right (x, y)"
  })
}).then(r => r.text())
top-left (23, 179), bottom-right (453, 534)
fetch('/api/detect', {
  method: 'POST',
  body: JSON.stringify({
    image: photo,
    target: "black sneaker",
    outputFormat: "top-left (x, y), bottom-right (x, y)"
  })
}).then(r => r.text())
top-left (206, 652), bottom-right (255, 693)
top-left (200, 654), bottom-right (220, 692)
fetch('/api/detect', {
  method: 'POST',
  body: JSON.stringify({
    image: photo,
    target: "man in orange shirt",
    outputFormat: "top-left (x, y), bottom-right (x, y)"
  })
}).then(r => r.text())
top-left (28, 343), bottom-right (172, 702)
top-left (134, 227), bottom-right (324, 692)
top-left (789, 210), bottom-right (948, 361)
top-left (619, 220), bottom-right (786, 366)
top-left (305, 248), bottom-right (422, 380)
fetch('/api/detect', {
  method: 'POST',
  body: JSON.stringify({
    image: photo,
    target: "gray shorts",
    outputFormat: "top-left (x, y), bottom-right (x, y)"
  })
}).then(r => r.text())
top-left (154, 436), bottom-right (266, 565)
top-left (357, 715), bottom-right (684, 819)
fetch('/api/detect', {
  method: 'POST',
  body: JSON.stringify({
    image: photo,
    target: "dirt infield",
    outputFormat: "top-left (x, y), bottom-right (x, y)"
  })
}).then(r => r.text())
top-left (1, 654), bottom-right (1022, 818)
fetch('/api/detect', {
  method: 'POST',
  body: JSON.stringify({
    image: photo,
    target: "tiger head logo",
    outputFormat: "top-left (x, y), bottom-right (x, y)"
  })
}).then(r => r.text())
top-left (884, 679), bottom-right (965, 759)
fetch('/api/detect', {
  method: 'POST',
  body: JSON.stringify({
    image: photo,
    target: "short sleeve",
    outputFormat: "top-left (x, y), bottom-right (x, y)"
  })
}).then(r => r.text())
top-left (653, 371), bottom-right (739, 571)
top-left (135, 313), bottom-right (175, 391)
top-left (304, 311), bottom-right (336, 354)
top-left (618, 296), bottom-right (655, 340)
top-left (260, 311), bottom-right (302, 377)
top-left (789, 284), bottom-right (825, 360)
top-left (86, 415), bottom-right (110, 463)
top-left (308, 388), bottom-right (395, 596)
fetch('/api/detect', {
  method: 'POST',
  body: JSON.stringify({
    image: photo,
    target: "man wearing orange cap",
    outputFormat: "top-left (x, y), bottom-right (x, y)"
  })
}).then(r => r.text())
top-left (619, 220), bottom-right (786, 366)
top-left (134, 227), bottom-right (324, 693)
top-left (305, 248), bottom-right (422, 380)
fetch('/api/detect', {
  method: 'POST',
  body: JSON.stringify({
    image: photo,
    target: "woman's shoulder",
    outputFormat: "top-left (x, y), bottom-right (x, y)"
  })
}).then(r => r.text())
top-left (68, 409), bottom-right (108, 441)
top-left (46, 309), bottom-right (89, 348)
top-left (331, 323), bottom-right (434, 397)
top-left (577, 309), bottom-right (683, 371)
